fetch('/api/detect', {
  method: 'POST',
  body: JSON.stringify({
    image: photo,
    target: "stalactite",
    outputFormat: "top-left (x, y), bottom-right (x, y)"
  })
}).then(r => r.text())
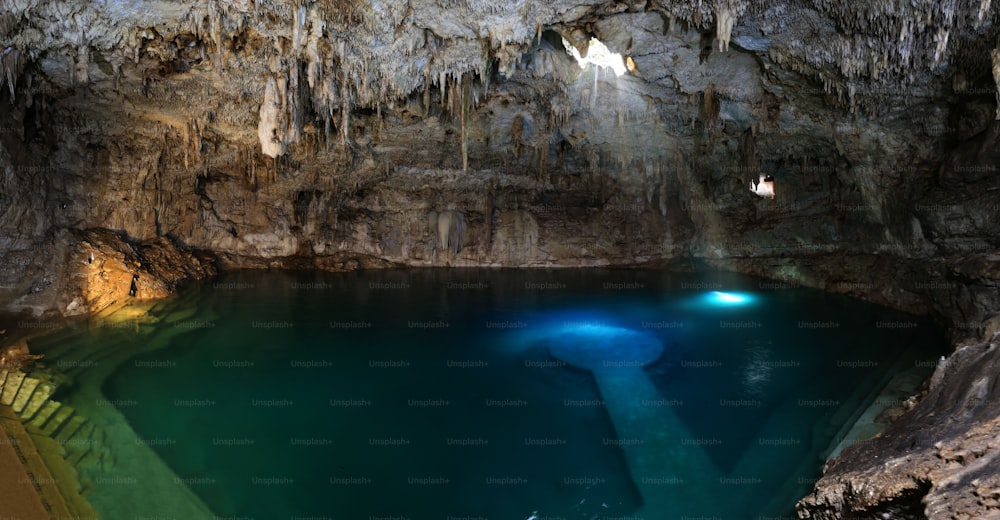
top-left (287, 61), bottom-right (301, 144)
top-left (702, 83), bottom-right (719, 131)
top-left (341, 75), bottom-right (350, 147)
top-left (258, 76), bottom-right (285, 158)
top-left (715, 2), bottom-right (735, 52)
top-left (993, 48), bottom-right (1000, 120)
top-left (977, 0), bottom-right (992, 24)
top-left (590, 68), bottom-right (598, 109)
top-left (460, 75), bottom-right (469, 172)
top-left (440, 70), bottom-right (447, 108)
top-left (538, 135), bottom-right (548, 181)
top-left (932, 28), bottom-right (950, 65)
top-left (74, 43), bottom-right (89, 85)
top-left (511, 114), bottom-right (524, 159)
top-left (423, 59), bottom-right (431, 112)
top-left (1, 47), bottom-right (24, 100)
top-left (305, 8), bottom-right (324, 90)
top-left (208, 3), bottom-right (223, 71)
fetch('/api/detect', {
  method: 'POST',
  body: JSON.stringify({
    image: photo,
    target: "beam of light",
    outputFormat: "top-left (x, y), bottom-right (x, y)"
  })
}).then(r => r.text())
top-left (546, 320), bottom-right (665, 370)
top-left (562, 321), bottom-right (630, 337)
top-left (562, 36), bottom-right (627, 77)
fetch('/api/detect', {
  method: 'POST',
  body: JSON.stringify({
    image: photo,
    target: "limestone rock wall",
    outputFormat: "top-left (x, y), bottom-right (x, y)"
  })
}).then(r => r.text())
top-left (0, 0), bottom-right (995, 331)
top-left (0, 229), bottom-right (216, 317)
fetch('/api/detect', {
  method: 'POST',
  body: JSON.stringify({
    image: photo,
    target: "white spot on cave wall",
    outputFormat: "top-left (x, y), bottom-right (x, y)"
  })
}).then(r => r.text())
top-left (562, 36), bottom-right (628, 77)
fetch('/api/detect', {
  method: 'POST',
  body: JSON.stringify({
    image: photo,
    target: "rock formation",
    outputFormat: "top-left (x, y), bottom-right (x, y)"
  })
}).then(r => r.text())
top-left (798, 332), bottom-right (1000, 519)
top-left (429, 209), bottom-right (465, 257)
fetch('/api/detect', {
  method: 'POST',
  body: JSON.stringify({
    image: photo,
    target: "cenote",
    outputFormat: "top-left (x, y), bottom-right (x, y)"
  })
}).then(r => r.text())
top-left (30, 269), bottom-right (945, 519)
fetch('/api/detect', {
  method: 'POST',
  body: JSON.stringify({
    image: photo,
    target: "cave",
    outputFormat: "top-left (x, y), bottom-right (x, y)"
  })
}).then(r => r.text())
top-left (0, 1), bottom-right (998, 519)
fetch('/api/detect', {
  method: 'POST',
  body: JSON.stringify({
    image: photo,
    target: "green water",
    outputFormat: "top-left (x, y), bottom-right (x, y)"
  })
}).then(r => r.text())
top-left (31, 269), bottom-right (945, 519)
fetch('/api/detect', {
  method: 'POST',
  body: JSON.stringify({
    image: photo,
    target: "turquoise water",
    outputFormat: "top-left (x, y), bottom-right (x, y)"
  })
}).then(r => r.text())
top-left (33, 269), bottom-right (944, 519)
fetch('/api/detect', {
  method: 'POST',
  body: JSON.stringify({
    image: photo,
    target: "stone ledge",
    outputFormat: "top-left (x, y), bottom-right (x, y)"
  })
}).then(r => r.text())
top-left (797, 332), bottom-right (1000, 519)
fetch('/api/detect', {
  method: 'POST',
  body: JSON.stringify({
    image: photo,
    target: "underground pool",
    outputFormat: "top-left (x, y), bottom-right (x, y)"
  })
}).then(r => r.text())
top-left (28, 268), bottom-right (946, 519)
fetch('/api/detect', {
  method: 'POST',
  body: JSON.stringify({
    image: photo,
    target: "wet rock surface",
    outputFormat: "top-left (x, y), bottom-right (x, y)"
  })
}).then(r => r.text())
top-left (798, 333), bottom-right (1000, 520)
top-left (0, 229), bottom-right (216, 318)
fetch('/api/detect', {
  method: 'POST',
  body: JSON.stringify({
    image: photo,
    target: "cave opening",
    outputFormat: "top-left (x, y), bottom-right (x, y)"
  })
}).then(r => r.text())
top-left (561, 35), bottom-right (630, 77)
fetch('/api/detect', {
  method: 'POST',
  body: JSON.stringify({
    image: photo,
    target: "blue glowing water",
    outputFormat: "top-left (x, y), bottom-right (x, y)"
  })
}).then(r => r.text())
top-left (30, 269), bottom-right (945, 519)
top-left (704, 290), bottom-right (756, 306)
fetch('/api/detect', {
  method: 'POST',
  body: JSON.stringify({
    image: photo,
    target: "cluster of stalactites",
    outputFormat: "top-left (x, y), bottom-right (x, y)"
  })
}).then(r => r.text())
top-left (0, 0), bottom-right (106, 89)
top-left (649, 1), bottom-right (749, 53)
top-left (651, 0), bottom-right (996, 115)
top-left (250, 0), bottom-right (528, 157)
top-left (812, 0), bottom-right (997, 106)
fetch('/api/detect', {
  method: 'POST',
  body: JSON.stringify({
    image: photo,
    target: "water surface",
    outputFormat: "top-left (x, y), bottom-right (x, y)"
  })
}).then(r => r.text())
top-left (32, 269), bottom-right (944, 519)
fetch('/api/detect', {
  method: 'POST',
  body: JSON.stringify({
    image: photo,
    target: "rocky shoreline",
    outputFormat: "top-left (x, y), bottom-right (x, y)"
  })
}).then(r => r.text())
top-left (798, 331), bottom-right (1000, 519)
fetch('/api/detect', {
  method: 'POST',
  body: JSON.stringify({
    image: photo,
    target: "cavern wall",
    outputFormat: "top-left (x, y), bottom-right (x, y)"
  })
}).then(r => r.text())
top-left (0, 0), bottom-right (996, 341)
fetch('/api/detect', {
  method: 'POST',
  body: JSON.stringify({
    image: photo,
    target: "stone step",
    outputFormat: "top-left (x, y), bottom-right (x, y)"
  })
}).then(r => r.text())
top-left (99, 446), bottom-right (115, 472)
top-left (0, 368), bottom-right (9, 390)
top-left (54, 415), bottom-right (87, 446)
top-left (729, 395), bottom-right (814, 515)
top-left (37, 332), bottom-right (86, 363)
top-left (19, 382), bottom-right (56, 421)
top-left (40, 405), bottom-right (75, 437)
top-left (595, 369), bottom-right (724, 516)
top-left (65, 423), bottom-right (96, 466)
top-left (29, 401), bottom-right (61, 430)
top-left (0, 371), bottom-right (26, 406)
top-left (78, 449), bottom-right (103, 475)
top-left (11, 377), bottom-right (40, 413)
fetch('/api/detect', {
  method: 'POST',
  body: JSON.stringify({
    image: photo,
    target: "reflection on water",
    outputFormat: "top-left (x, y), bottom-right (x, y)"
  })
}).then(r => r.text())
top-left (28, 269), bottom-right (945, 519)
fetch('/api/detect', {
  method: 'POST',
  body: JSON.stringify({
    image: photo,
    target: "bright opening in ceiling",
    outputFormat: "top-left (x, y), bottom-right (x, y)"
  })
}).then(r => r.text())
top-left (562, 36), bottom-right (628, 77)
